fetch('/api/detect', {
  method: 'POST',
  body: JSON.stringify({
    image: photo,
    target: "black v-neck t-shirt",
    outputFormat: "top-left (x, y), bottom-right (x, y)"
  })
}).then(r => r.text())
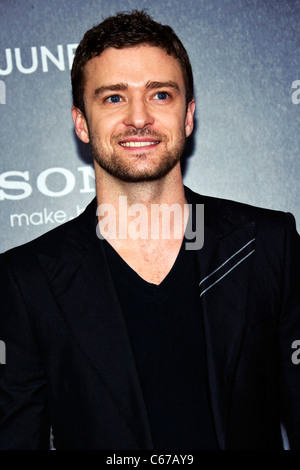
top-left (103, 238), bottom-right (218, 450)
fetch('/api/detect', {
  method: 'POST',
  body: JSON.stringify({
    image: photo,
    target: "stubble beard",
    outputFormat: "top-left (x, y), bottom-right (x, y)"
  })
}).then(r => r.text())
top-left (89, 128), bottom-right (186, 183)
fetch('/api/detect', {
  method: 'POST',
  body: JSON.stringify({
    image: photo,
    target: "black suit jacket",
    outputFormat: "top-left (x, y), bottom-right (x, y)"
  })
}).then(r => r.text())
top-left (0, 187), bottom-right (300, 450)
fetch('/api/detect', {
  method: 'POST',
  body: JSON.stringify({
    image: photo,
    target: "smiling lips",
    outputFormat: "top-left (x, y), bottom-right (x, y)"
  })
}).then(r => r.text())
top-left (120, 140), bottom-right (159, 148)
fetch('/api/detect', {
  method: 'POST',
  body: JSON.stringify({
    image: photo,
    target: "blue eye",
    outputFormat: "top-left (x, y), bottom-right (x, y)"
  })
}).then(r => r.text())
top-left (154, 92), bottom-right (169, 100)
top-left (107, 95), bottom-right (122, 103)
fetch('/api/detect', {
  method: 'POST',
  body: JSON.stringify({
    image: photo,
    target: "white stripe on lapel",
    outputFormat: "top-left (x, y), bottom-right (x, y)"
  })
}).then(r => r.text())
top-left (199, 237), bottom-right (256, 286)
top-left (199, 237), bottom-right (256, 297)
top-left (199, 249), bottom-right (255, 297)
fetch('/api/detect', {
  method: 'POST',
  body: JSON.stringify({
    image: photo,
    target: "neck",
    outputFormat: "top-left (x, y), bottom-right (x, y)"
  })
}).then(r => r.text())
top-left (94, 162), bottom-right (188, 245)
top-left (94, 162), bottom-right (189, 285)
top-left (95, 162), bottom-right (186, 207)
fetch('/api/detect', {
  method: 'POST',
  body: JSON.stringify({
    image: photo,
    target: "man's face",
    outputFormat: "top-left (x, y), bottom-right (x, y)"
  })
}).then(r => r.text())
top-left (72, 45), bottom-right (195, 183)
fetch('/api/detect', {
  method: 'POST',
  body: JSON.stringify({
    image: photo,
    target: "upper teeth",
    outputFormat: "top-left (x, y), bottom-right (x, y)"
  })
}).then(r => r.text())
top-left (120, 141), bottom-right (158, 147)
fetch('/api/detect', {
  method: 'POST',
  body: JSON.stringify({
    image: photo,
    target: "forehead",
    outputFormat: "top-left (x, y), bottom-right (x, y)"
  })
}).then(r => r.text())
top-left (84, 45), bottom-right (185, 91)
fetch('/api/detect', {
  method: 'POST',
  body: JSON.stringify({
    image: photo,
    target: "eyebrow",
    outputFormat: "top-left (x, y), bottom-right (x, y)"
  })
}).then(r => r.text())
top-left (145, 80), bottom-right (180, 91)
top-left (93, 83), bottom-right (128, 97)
top-left (93, 80), bottom-right (180, 98)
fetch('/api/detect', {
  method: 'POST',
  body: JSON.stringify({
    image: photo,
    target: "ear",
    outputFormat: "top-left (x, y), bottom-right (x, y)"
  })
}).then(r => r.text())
top-left (72, 106), bottom-right (90, 143)
top-left (185, 99), bottom-right (195, 138)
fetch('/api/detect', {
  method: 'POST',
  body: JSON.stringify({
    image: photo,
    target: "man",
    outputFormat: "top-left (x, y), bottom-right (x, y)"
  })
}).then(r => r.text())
top-left (0, 10), bottom-right (300, 450)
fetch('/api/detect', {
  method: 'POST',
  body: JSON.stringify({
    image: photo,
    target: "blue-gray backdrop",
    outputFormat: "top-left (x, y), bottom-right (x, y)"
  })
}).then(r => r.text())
top-left (0, 0), bottom-right (299, 252)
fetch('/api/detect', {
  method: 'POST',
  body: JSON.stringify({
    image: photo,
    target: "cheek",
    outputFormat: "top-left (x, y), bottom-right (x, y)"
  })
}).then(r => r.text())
top-left (171, 106), bottom-right (188, 130)
top-left (169, 116), bottom-right (187, 138)
top-left (97, 118), bottom-right (122, 141)
top-left (89, 120), bottom-right (111, 143)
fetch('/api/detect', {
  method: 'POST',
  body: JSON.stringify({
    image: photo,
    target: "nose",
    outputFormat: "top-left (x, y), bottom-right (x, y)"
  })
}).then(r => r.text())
top-left (123, 98), bottom-right (154, 129)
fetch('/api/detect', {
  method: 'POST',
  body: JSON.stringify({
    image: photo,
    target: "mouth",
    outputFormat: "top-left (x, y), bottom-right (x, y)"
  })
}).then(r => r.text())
top-left (120, 141), bottom-right (159, 148)
top-left (119, 138), bottom-right (160, 149)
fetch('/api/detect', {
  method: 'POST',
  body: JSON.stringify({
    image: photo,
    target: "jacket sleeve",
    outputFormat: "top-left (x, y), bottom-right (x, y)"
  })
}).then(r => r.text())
top-left (279, 213), bottom-right (300, 449)
top-left (0, 252), bottom-right (50, 449)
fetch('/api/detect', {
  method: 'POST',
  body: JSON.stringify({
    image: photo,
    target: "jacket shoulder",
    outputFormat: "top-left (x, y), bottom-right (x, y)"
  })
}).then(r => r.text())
top-left (1, 198), bottom-right (97, 263)
top-left (185, 186), bottom-right (295, 230)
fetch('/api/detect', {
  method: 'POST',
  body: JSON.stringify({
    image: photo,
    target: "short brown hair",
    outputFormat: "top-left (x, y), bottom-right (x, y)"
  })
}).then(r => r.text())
top-left (71, 10), bottom-right (194, 115)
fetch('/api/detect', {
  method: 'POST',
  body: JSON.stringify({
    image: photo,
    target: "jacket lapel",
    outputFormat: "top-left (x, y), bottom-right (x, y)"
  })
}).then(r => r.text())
top-left (38, 199), bottom-right (153, 449)
top-left (186, 188), bottom-right (256, 449)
